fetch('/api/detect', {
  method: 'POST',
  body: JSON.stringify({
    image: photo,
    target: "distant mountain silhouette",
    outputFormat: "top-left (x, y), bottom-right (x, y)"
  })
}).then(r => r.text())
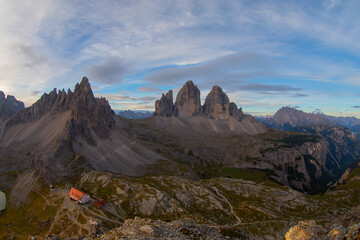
top-left (261, 106), bottom-right (336, 130)
top-left (322, 115), bottom-right (360, 134)
top-left (260, 106), bottom-right (360, 135)
top-left (117, 110), bottom-right (153, 119)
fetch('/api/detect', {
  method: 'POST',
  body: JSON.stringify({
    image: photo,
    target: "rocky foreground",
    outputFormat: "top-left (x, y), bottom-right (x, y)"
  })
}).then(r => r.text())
top-left (285, 206), bottom-right (360, 240)
top-left (95, 217), bottom-right (249, 240)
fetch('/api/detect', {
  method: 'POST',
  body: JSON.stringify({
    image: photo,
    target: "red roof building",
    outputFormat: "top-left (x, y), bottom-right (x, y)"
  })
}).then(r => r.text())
top-left (69, 188), bottom-right (90, 204)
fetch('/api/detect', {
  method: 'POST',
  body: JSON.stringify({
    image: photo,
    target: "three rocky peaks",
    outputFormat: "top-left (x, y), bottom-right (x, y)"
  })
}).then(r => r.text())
top-left (155, 80), bottom-right (243, 120)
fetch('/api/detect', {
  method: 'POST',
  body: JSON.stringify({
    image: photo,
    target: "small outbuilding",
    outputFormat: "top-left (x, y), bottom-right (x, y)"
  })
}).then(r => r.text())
top-left (69, 187), bottom-right (90, 204)
top-left (93, 198), bottom-right (107, 208)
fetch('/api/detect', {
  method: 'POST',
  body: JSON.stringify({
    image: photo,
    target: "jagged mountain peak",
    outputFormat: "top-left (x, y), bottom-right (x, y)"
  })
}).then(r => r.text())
top-left (155, 90), bottom-right (174, 117)
top-left (6, 77), bottom-right (115, 134)
top-left (203, 85), bottom-right (230, 119)
top-left (0, 91), bottom-right (25, 119)
top-left (74, 77), bottom-right (93, 97)
top-left (0, 91), bottom-right (5, 100)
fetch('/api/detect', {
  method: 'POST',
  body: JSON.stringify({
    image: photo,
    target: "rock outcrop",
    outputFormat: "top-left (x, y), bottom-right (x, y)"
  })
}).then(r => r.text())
top-left (285, 206), bottom-right (360, 240)
top-left (174, 80), bottom-right (202, 117)
top-left (285, 220), bottom-right (326, 240)
top-left (154, 90), bottom-right (174, 117)
top-left (0, 91), bottom-right (25, 119)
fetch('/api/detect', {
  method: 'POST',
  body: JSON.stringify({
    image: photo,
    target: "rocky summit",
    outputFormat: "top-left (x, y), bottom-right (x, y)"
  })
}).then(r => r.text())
top-left (174, 80), bottom-right (202, 117)
top-left (203, 85), bottom-right (231, 120)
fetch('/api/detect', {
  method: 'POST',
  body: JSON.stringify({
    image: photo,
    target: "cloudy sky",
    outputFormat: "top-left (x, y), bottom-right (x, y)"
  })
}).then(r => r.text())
top-left (0, 0), bottom-right (360, 117)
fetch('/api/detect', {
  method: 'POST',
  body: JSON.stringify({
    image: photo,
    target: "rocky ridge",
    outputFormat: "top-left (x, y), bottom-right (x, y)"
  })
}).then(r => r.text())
top-left (322, 115), bottom-right (360, 134)
top-left (0, 91), bottom-right (25, 119)
top-left (0, 77), bottom-right (164, 193)
top-left (6, 77), bottom-right (115, 145)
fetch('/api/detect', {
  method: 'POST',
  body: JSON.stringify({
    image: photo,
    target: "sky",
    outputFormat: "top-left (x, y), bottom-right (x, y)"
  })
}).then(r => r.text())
top-left (0, 0), bottom-right (360, 117)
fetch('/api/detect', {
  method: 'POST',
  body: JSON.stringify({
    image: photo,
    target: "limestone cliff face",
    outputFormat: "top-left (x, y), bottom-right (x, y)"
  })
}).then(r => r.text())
top-left (203, 86), bottom-right (230, 120)
top-left (0, 91), bottom-right (25, 119)
top-left (174, 80), bottom-right (202, 117)
top-left (154, 90), bottom-right (173, 117)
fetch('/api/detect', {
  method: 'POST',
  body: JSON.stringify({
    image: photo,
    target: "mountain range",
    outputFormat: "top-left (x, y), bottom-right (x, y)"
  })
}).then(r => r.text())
top-left (117, 110), bottom-right (153, 119)
top-left (1, 78), bottom-right (360, 239)
top-left (260, 106), bottom-right (360, 134)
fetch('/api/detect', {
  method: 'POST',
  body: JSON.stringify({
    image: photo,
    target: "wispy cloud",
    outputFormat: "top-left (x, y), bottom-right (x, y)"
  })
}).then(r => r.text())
top-left (137, 86), bottom-right (161, 92)
top-left (291, 93), bottom-right (308, 97)
top-left (30, 90), bottom-right (43, 96)
top-left (96, 94), bottom-right (156, 102)
top-left (15, 44), bottom-right (47, 67)
top-left (325, 0), bottom-right (342, 10)
top-left (240, 83), bottom-right (301, 92)
top-left (87, 57), bottom-right (129, 84)
top-left (145, 52), bottom-right (273, 88)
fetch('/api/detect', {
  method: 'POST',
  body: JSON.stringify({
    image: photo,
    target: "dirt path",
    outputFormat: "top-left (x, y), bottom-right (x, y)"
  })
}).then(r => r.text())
top-left (211, 186), bottom-right (242, 225)
top-left (30, 190), bottom-right (51, 205)
top-left (46, 186), bottom-right (124, 237)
